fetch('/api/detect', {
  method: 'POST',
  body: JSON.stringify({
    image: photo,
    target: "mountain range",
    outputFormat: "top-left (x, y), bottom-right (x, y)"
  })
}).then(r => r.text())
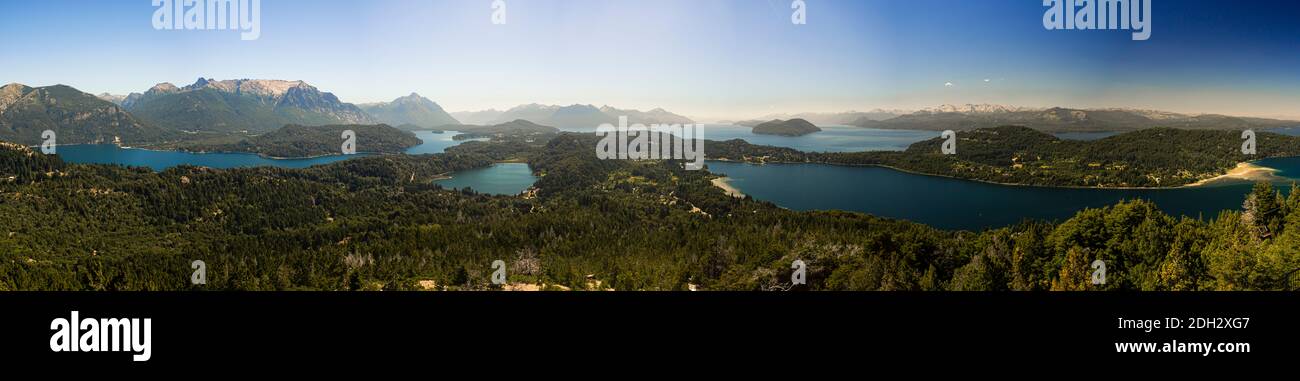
top-left (24, 81), bottom-right (1300, 149)
top-left (451, 103), bottom-right (695, 128)
top-left (121, 78), bottom-right (375, 133)
top-left (851, 104), bottom-right (1298, 132)
top-left (358, 93), bottom-right (459, 129)
top-left (1, 83), bottom-right (169, 145)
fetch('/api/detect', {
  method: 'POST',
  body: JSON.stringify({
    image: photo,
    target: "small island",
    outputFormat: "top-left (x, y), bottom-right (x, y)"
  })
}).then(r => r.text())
top-left (179, 124), bottom-right (422, 158)
top-left (751, 118), bottom-right (822, 136)
top-left (441, 119), bottom-right (561, 140)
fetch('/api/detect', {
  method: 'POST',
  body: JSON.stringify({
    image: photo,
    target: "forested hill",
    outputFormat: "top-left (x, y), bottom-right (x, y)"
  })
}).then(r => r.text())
top-left (708, 126), bottom-right (1300, 188)
top-left (442, 119), bottom-right (561, 140)
top-left (0, 83), bottom-right (174, 145)
top-left (1, 132), bottom-right (1298, 291)
top-left (178, 124), bottom-right (423, 158)
top-left (751, 118), bottom-right (821, 136)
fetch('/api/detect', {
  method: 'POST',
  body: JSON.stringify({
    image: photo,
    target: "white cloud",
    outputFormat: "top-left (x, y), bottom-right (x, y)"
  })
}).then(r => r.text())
top-left (944, 82), bottom-right (955, 87)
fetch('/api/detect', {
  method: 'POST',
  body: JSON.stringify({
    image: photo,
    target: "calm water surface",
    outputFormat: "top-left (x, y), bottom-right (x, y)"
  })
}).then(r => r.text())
top-left (55, 130), bottom-right (535, 195)
top-left (710, 157), bottom-right (1300, 231)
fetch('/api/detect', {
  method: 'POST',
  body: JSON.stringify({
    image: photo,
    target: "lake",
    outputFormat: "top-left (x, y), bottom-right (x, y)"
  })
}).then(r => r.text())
top-left (433, 163), bottom-right (536, 195)
top-left (404, 130), bottom-right (487, 154)
top-left (52, 130), bottom-right (536, 195)
top-left (56, 130), bottom-right (475, 171)
top-left (709, 157), bottom-right (1300, 231)
top-left (52, 144), bottom-right (359, 170)
top-left (697, 124), bottom-right (937, 152)
top-left (564, 124), bottom-right (938, 152)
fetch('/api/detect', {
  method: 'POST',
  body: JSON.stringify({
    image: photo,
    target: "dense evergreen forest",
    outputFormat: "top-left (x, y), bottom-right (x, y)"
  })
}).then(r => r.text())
top-left (710, 126), bottom-right (1300, 188)
top-left (173, 124), bottom-right (422, 158)
top-left (1, 131), bottom-right (1298, 291)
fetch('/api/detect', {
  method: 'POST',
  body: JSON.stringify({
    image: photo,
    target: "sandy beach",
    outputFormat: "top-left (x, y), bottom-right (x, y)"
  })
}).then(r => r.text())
top-left (711, 177), bottom-right (745, 198)
top-left (1186, 162), bottom-right (1284, 187)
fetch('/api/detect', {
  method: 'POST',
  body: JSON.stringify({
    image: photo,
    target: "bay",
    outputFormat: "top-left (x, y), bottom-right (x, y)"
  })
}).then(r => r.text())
top-left (434, 163), bottom-right (536, 196)
top-left (709, 158), bottom-right (1300, 231)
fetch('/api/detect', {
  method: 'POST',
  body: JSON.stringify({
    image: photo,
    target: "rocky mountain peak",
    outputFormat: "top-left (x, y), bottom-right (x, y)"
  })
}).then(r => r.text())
top-left (147, 82), bottom-right (179, 94)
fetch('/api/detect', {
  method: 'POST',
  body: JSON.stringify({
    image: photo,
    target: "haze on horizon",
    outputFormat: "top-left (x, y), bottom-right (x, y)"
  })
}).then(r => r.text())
top-left (1, 0), bottom-right (1297, 121)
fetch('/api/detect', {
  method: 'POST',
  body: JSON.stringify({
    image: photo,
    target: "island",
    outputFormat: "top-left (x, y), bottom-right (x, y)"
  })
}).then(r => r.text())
top-left (178, 124), bottom-right (423, 158)
top-left (439, 119), bottom-right (561, 140)
top-left (751, 118), bottom-right (822, 136)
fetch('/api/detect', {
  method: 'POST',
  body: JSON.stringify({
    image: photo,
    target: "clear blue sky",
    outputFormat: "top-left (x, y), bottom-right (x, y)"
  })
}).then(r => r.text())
top-left (2, 0), bottom-right (1297, 120)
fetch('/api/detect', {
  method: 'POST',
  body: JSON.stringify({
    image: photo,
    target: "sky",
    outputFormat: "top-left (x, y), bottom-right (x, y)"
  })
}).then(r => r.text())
top-left (1, 0), bottom-right (1297, 121)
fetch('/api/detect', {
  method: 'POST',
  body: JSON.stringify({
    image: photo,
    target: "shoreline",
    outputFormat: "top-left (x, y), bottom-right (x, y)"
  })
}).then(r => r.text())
top-left (710, 177), bottom-right (745, 198)
top-left (708, 158), bottom-right (1293, 190)
top-left (49, 143), bottom-right (404, 161)
top-left (1184, 162), bottom-right (1284, 187)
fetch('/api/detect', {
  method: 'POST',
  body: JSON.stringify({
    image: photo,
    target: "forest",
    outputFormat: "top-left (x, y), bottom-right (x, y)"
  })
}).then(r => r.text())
top-left (172, 124), bottom-right (423, 158)
top-left (0, 131), bottom-right (1298, 291)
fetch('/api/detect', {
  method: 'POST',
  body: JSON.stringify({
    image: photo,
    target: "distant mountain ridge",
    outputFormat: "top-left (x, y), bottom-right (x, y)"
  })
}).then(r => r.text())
top-left (452, 103), bottom-right (694, 128)
top-left (0, 83), bottom-right (169, 145)
top-left (852, 104), bottom-right (1298, 132)
top-left (124, 78), bottom-right (375, 133)
top-left (916, 104), bottom-right (1037, 114)
top-left (96, 93), bottom-right (128, 105)
top-left (599, 106), bottom-right (696, 125)
top-left (449, 109), bottom-right (505, 125)
top-left (358, 93), bottom-right (459, 129)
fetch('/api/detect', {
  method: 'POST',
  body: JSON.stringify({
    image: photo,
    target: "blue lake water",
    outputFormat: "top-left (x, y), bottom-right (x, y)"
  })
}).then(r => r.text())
top-left (1266, 126), bottom-right (1300, 136)
top-left (434, 163), bottom-right (536, 195)
top-left (53, 130), bottom-right (536, 196)
top-left (54, 144), bottom-right (360, 170)
top-left (565, 124), bottom-right (937, 152)
top-left (698, 124), bottom-right (937, 152)
top-left (404, 130), bottom-right (487, 154)
top-left (710, 158), bottom-right (1300, 231)
top-left (56, 130), bottom-right (476, 171)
